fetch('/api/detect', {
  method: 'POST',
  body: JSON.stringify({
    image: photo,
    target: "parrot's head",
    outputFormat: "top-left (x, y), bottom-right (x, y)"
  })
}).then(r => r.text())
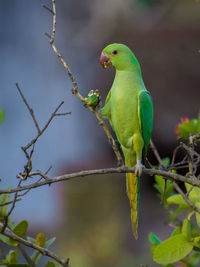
top-left (100, 43), bottom-right (140, 71)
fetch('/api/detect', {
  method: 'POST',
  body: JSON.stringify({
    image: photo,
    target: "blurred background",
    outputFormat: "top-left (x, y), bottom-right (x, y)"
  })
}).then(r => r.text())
top-left (0, 0), bottom-right (200, 266)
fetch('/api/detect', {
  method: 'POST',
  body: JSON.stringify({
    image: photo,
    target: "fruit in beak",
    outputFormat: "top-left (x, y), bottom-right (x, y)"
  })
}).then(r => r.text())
top-left (100, 53), bottom-right (112, 68)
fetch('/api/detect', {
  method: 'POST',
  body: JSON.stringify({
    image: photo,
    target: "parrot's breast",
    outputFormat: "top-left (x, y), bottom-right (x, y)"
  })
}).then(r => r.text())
top-left (110, 71), bottom-right (144, 149)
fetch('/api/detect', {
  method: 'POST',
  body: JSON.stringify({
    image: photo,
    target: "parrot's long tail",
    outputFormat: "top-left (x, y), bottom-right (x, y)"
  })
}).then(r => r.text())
top-left (126, 172), bottom-right (140, 239)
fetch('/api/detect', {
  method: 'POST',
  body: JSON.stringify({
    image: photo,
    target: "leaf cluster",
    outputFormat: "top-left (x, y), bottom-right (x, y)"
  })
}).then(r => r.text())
top-left (175, 114), bottom-right (200, 140)
top-left (150, 166), bottom-right (200, 266)
top-left (0, 193), bottom-right (57, 267)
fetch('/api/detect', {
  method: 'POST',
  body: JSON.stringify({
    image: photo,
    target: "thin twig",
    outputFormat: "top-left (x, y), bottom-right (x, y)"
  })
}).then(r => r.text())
top-left (181, 142), bottom-right (200, 160)
top-left (55, 112), bottom-right (71, 116)
top-left (150, 140), bottom-right (164, 167)
top-left (0, 198), bottom-right (21, 207)
top-left (28, 171), bottom-right (50, 181)
top-left (16, 83), bottom-right (41, 134)
top-left (43, 5), bottom-right (54, 15)
top-left (171, 145), bottom-right (182, 165)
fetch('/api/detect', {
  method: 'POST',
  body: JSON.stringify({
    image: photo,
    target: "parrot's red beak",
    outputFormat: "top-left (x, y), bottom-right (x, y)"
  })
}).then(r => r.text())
top-left (100, 53), bottom-right (112, 68)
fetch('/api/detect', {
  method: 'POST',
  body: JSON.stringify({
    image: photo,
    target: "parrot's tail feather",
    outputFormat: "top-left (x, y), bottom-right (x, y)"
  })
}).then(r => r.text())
top-left (126, 172), bottom-right (140, 240)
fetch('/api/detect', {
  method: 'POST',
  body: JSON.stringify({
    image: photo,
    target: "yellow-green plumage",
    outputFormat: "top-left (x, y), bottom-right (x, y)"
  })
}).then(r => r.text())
top-left (127, 172), bottom-right (139, 239)
top-left (100, 43), bottom-right (153, 239)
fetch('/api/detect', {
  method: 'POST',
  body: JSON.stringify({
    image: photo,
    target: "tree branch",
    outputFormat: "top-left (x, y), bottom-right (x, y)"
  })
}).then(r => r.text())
top-left (1, 166), bottom-right (200, 195)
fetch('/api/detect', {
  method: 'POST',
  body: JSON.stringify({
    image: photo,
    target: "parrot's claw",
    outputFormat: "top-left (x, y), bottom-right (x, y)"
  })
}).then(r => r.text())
top-left (135, 159), bottom-right (143, 177)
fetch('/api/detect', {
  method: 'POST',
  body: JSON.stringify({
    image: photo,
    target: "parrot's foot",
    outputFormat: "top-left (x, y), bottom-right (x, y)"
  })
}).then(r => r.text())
top-left (135, 159), bottom-right (143, 177)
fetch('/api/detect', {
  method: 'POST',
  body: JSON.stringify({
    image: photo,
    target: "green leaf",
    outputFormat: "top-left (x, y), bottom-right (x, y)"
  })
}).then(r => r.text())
top-left (185, 184), bottom-right (200, 203)
top-left (185, 182), bottom-right (192, 192)
top-left (193, 236), bottom-right (200, 248)
top-left (162, 158), bottom-right (170, 167)
top-left (28, 234), bottom-right (55, 265)
top-left (8, 221), bottom-right (16, 231)
top-left (183, 252), bottom-right (200, 267)
top-left (195, 202), bottom-right (200, 228)
top-left (153, 234), bottom-right (193, 264)
top-left (0, 192), bottom-right (11, 221)
top-left (45, 237), bottom-right (56, 248)
top-left (30, 236), bottom-right (56, 265)
top-left (30, 251), bottom-right (41, 265)
top-left (26, 236), bottom-right (35, 243)
top-left (191, 225), bottom-right (200, 238)
top-left (176, 116), bottom-right (200, 140)
top-left (167, 194), bottom-right (190, 208)
top-left (182, 219), bottom-right (192, 240)
top-left (13, 220), bottom-right (28, 238)
top-left (149, 232), bottom-right (161, 244)
top-left (150, 243), bottom-right (159, 255)
top-left (154, 174), bottom-right (174, 208)
top-left (44, 262), bottom-right (56, 267)
top-left (30, 233), bottom-right (46, 264)
top-left (171, 226), bottom-right (181, 236)
top-left (35, 232), bottom-right (46, 247)
top-left (0, 110), bottom-right (4, 124)
top-left (2, 250), bottom-right (18, 264)
top-left (0, 234), bottom-right (18, 247)
top-left (154, 175), bottom-right (165, 193)
top-left (169, 206), bottom-right (184, 222)
top-left (6, 220), bottom-right (29, 246)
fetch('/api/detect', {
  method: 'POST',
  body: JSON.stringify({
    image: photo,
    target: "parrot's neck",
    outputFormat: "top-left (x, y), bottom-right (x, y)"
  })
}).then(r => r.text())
top-left (115, 69), bottom-right (145, 89)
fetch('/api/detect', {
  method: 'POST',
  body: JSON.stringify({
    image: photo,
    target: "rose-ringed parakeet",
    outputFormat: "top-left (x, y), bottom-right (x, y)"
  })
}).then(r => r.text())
top-left (100, 43), bottom-right (153, 239)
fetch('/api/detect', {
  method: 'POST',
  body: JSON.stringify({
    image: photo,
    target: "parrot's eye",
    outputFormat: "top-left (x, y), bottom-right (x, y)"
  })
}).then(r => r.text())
top-left (112, 50), bottom-right (118, 55)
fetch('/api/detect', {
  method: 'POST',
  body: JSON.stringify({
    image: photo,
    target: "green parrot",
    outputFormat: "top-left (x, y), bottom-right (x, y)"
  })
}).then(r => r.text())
top-left (100, 43), bottom-right (153, 239)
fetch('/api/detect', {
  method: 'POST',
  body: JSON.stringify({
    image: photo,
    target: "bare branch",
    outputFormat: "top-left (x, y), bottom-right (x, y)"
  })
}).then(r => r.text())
top-left (1, 166), bottom-right (200, 195)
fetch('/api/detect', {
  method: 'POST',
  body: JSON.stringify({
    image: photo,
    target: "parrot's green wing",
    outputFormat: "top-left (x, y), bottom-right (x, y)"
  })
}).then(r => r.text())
top-left (101, 90), bottom-right (111, 120)
top-left (138, 90), bottom-right (153, 157)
